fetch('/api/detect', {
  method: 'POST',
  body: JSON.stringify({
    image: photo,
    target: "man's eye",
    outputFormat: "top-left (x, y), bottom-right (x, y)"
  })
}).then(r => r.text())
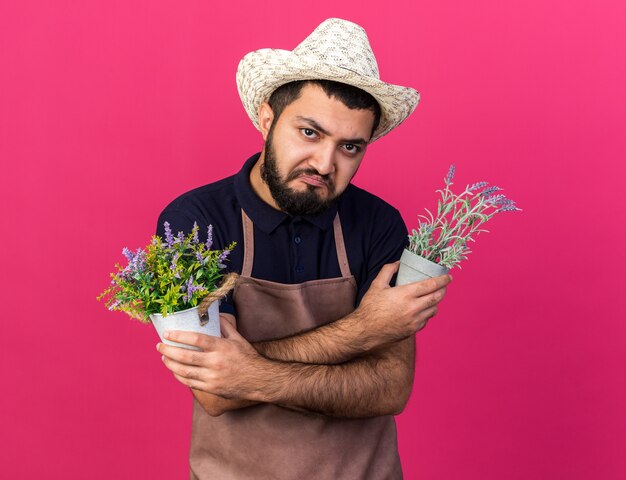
top-left (301, 128), bottom-right (316, 138)
top-left (344, 144), bottom-right (360, 154)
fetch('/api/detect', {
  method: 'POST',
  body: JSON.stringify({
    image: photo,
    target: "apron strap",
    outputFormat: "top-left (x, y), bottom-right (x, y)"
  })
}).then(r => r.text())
top-left (240, 209), bottom-right (352, 278)
top-left (333, 213), bottom-right (352, 278)
top-left (241, 209), bottom-right (255, 277)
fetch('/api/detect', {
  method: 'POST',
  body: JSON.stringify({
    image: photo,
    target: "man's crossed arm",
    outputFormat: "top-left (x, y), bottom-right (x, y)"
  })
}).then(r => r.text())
top-left (157, 262), bottom-right (452, 418)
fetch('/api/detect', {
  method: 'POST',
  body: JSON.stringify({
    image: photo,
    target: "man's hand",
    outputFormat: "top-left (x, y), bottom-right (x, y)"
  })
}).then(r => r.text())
top-left (157, 318), bottom-right (269, 400)
top-left (354, 261), bottom-right (452, 342)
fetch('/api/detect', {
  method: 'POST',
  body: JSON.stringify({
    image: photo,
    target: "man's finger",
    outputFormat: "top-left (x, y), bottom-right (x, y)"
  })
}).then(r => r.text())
top-left (371, 261), bottom-right (400, 288)
top-left (158, 342), bottom-right (204, 366)
top-left (220, 317), bottom-right (241, 339)
top-left (164, 330), bottom-right (218, 351)
top-left (162, 354), bottom-right (195, 375)
top-left (403, 274), bottom-right (452, 297)
top-left (172, 372), bottom-right (202, 390)
top-left (220, 313), bottom-right (237, 328)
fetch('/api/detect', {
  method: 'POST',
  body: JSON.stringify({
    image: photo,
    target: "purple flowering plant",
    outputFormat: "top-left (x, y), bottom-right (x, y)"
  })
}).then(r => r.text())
top-left (407, 165), bottom-right (521, 269)
top-left (98, 222), bottom-right (235, 322)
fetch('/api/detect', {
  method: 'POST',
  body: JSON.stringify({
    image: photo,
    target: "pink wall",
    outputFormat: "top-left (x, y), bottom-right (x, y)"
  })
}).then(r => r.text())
top-left (1, 1), bottom-right (624, 478)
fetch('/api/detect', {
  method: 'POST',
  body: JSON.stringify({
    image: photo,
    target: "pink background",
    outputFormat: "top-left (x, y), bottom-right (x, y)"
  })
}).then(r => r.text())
top-left (1, 1), bottom-right (624, 478)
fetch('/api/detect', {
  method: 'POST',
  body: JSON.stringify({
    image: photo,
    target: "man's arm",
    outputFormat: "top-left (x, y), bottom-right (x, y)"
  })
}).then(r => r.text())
top-left (260, 336), bottom-right (416, 418)
top-left (254, 262), bottom-right (450, 364)
top-left (162, 323), bottom-right (416, 418)
top-left (161, 263), bottom-right (450, 416)
top-left (190, 390), bottom-right (258, 416)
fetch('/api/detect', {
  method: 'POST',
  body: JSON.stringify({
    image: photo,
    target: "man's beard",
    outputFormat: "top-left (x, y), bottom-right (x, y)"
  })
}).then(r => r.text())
top-left (260, 129), bottom-right (338, 216)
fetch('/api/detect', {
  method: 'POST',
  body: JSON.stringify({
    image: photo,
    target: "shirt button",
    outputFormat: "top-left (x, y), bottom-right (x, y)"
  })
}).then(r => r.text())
top-left (294, 236), bottom-right (302, 244)
top-left (295, 265), bottom-right (304, 273)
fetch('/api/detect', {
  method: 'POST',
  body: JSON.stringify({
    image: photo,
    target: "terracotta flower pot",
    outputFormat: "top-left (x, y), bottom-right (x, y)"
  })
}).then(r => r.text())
top-left (396, 248), bottom-right (450, 286)
top-left (149, 301), bottom-right (220, 351)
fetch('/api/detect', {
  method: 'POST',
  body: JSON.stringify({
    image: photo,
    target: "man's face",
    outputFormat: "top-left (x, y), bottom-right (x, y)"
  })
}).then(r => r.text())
top-left (259, 84), bottom-right (375, 216)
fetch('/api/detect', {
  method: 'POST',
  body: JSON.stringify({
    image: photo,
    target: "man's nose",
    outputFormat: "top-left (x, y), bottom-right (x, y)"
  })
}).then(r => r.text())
top-left (309, 146), bottom-right (336, 176)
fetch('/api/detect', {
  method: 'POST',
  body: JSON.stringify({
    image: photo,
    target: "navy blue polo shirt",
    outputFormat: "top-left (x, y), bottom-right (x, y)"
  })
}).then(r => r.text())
top-left (156, 153), bottom-right (408, 317)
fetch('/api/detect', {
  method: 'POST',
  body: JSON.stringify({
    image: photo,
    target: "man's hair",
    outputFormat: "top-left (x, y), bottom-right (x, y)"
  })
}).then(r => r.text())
top-left (267, 80), bottom-right (382, 138)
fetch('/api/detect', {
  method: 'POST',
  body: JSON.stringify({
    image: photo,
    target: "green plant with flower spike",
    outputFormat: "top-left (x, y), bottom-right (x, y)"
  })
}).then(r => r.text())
top-left (98, 222), bottom-right (235, 322)
top-left (407, 165), bottom-right (520, 269)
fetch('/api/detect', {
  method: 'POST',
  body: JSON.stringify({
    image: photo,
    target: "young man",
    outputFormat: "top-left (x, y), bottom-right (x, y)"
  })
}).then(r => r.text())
top-left (156, 18), bottom-right (451, 479)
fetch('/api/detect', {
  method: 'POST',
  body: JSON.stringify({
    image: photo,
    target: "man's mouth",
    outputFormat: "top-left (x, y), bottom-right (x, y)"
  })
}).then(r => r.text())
top-left (298, 175), bottom-right (327, 188)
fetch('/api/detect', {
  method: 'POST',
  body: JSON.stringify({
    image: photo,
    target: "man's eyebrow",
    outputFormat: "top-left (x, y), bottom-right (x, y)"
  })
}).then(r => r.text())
top-left (296, 116), bottom-right (368, 145)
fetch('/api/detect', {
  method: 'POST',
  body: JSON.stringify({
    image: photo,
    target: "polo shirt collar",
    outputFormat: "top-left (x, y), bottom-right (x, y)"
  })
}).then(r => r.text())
top-left (234, 153), bottom-right (338, 234)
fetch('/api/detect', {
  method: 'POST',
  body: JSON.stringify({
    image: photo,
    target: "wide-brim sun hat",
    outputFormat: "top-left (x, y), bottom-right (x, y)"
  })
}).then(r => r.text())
top-left (236, 18), bottom-right (420, 143)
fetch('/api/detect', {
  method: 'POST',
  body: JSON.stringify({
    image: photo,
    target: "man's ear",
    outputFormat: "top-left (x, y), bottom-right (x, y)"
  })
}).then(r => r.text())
top-left (258, 103), bottom-right (275, 141)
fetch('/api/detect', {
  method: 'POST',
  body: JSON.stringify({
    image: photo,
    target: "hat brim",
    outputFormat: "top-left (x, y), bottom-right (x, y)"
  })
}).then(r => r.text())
top-left (237, 48), bottom-right (420, 142)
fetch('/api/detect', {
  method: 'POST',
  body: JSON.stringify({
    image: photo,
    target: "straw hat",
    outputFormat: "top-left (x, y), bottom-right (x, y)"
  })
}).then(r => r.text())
top-left (236, 18), bottom-right (420, 142)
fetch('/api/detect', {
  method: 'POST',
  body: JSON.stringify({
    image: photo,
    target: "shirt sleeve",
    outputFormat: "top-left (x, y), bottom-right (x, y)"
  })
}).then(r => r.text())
top-left (156, 208), bottom-right (197, 239)
top-left (156, 208), bottom-right (237, 317)
top-left (356, 207), bottom-right (408, 306)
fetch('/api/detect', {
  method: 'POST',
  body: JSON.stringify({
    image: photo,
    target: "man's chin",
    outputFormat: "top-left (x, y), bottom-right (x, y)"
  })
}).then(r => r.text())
top-left (274, 190), bottom-right (337, 216)
top-left (302, 187), bottom-right (335, 204)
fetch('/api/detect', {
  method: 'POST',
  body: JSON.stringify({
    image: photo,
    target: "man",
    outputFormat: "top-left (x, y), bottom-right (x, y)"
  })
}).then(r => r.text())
top-left (156, 18), bottom-right (451, 479)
